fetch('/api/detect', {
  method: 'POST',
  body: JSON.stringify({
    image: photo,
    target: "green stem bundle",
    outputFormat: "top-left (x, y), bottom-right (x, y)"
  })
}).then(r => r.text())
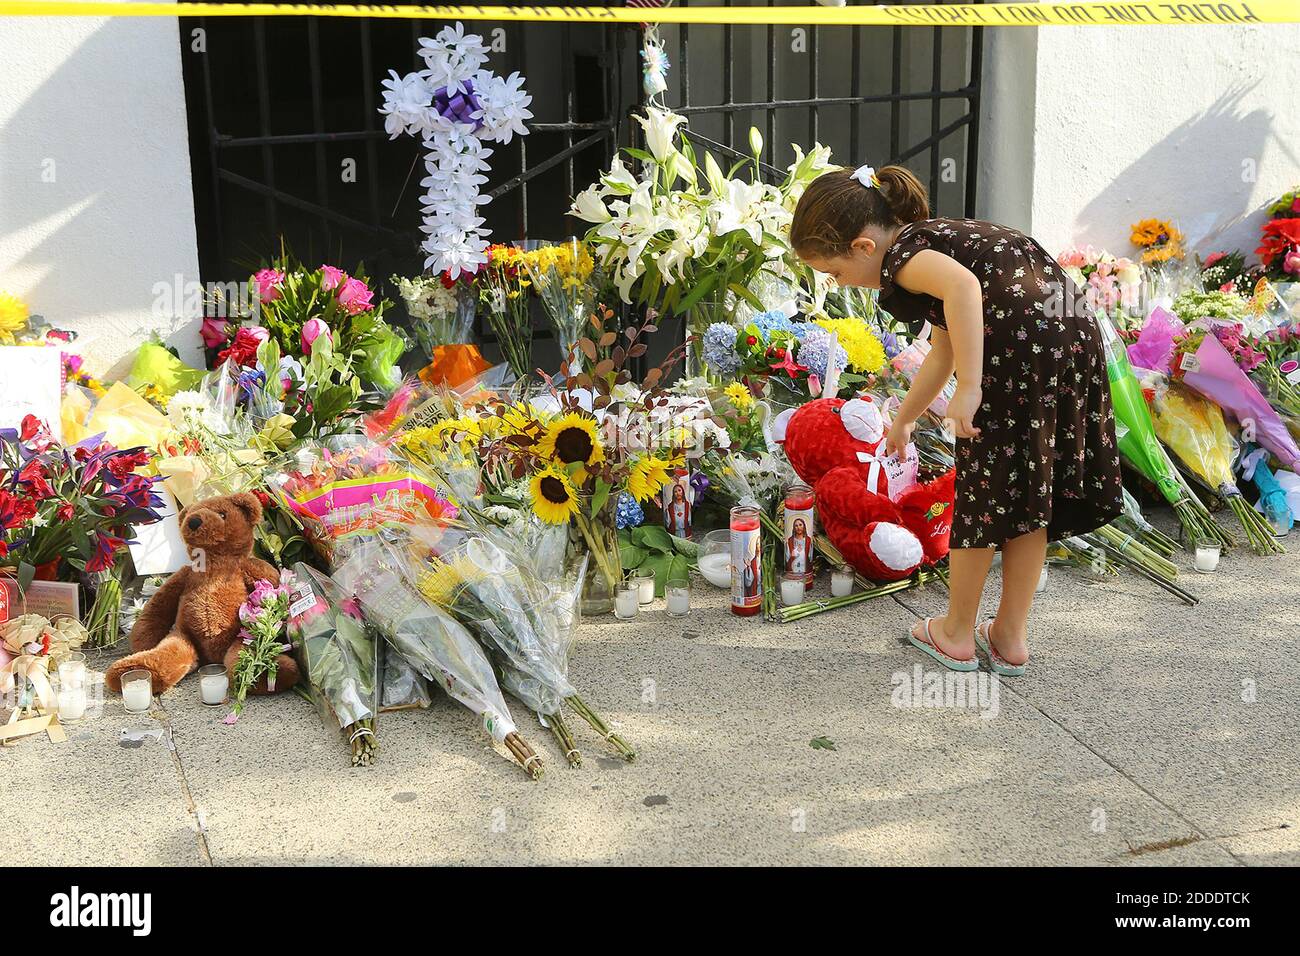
top-left (1224, 493), bottom-right (1287, 556)
top-left (548, 711), bottom-right (582, 768)
top-left (504, 731), bottom-right (544, 780)
top-left (566, 694), bottom-right (635, 762)
top-left (348, 718), bottom-right (377, 767)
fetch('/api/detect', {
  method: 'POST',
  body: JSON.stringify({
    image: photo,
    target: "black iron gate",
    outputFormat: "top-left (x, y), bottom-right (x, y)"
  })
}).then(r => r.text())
top-left (181, 5), bottom-right (982, 334)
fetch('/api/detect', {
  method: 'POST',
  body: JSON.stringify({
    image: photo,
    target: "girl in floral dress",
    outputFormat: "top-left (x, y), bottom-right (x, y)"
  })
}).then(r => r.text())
top-left (790, 165), bottom-right (1123, 674)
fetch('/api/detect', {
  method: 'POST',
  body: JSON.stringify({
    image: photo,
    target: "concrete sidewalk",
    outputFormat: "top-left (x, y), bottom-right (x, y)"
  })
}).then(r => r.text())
top-left (5, 523), bottom-right (1298, 866)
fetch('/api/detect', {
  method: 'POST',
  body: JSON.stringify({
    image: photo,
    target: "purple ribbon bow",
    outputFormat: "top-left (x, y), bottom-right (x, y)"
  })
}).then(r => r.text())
top-left (432, 79), bottom-right (484, 129)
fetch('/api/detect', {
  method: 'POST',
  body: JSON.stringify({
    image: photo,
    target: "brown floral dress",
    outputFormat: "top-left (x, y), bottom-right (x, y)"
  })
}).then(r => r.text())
top-left (879, 218), bottom-right (1124, 549)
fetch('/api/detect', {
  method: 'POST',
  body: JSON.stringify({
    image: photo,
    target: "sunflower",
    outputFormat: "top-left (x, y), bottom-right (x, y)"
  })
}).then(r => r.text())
top-left (627, 454), bottom-right (673, 503)
top-left (536, 411), bottom-right (604, 477)
top-left (0, 292), bottom-right (30, 345)
top-left (417, 554), bottom-right (484, 607)
top-left (724, 382), bottom-right (755, 410)
top-left (529, 463), bottom-right (580, 524)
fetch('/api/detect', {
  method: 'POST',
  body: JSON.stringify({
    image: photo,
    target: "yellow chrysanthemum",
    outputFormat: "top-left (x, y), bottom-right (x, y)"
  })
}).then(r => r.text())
top-left (529, 463), bottom-right (580, 524)
top-left (536, 411), bottom-right (604, 477)
top-left (627, 455), bottom-right (672, 503)
top-left (724, 382), bottom-right (755, 410)
top-left (815, 318), bottom-right (886, 373)
top-left (0, 292), bottom-right (30, 345)
top-left (417, 554), bottom-right (485, 607)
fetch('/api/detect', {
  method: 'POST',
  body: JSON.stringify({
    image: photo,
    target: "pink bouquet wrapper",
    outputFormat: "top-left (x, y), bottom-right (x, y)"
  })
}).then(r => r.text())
top-left (1181, 332), bottom-right (1300, 472)
top-left (1127, 307), bottom-right (1183, 375)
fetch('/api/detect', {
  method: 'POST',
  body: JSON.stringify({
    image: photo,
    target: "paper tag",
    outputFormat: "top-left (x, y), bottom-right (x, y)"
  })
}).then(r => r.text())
top-left (1284, 360), bottom-right (1300, 385)
top-left (1178, 352), bottom-right (1201, 374)
top-left (127, 488), bottom-right (189, 576)
top-left (289, 593), bottom-right (317, 619)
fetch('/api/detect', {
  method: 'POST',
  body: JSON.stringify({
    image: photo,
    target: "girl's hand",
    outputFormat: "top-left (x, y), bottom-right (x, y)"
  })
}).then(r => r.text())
top-left (946, 384), bottom-right (983, 439)
top-left (885, 418), bottom-right (917, 459)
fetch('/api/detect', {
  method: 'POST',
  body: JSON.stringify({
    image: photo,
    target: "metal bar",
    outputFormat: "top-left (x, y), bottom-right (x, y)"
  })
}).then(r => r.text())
top-left (516, 19), bottom-right (528, 237)
top-left (252, 17), bottom-right (277, 233)
top-left (766, 0), bottom-right (775, 163)
top-left (307, 18), bottom-right (330, 248)
top-left (849, 22), bottom-right (860, 162)
top-left (929, 26), bottom-right (942, 206)
top-left (889, 26), bottom-right (901, 161)
top-left (894, 111), bottom-right (975, 165)
top-left (670, 88), bottom-right (974, 114)
top-left (681, 128), bottom-right (782, 182)
top-left (723, 0), bottom-right (733, 149)
top-left (359, 20), bottom-right (382, 227)
top-left (964, 26), bottom-right (983, 217)
top-left (487, 129), bottom-right (611, 199)
top-left (563, 23), bottom-right (575, 203)
top-left (216, 168), bottom-right (407, 237)
top-left (809, 21), bottom-right (818, 148)
top-left (198, 15), bottom-right (224, 270)
top-left (680, 17), bottom-right (690, 109)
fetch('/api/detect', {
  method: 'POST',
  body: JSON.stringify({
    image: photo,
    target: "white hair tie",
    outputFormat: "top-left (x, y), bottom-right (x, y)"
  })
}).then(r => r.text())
top-left (851, 164), bottom-right (880, 189)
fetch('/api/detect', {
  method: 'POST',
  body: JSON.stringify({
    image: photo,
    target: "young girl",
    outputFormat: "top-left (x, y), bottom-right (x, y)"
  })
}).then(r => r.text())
top-left (790, 164), bottom-right (1124, 675)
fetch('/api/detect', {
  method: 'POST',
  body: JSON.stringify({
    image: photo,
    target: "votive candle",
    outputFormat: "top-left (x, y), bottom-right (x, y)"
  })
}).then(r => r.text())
top-left (830, 565), bottom-right (854, 598)
top-left (198, 663), bottom-right (228, 706)
top-left (121, 669), bottom-right (152, 714)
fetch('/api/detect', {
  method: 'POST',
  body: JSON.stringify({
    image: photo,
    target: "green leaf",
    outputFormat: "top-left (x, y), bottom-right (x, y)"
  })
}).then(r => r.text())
top-left (640, 552), bottom-right (672, 595)
top-left (17, 561), bottom-right (35, 594)
top-left (810, 736), bottom-right (837, 751)
top-left (619, 540), bottom-right (648, 571)
top-left (728, 282), bottom-right (766, 312)
top-left (591, 478), bottom-right (612, 519)
top-left (631, 524), bottom-right (675, 554)
top-left (675, 273), bottom-right (719, 314)
top-left (667, 553), bottom-right (690, 585)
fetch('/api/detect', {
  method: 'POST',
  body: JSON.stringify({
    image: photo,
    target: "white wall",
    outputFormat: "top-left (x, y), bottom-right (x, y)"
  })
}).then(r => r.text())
top-left (978, 23), bottom-right (1300, 259)
top-left (0, 10), bottom-right (202, 377)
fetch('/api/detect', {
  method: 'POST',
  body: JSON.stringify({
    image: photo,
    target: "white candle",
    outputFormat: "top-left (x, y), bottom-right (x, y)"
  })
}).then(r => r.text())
top-left (697, 553), bottom-right (731, 588)
top-left (58, 686), bottom-right (87, 722)
top-left (637, 574), bottom-right (656, 605)
top-left (200, 673), bottom-right (229, 705)
top-left (1194, 545), bottom-right (1220, 573)
top-left (122, 680), bottom-right (152, 713)
top-left (1036, 564), bottom-right (1048, 593)
top-left (615, 587), bottom-right (640, 620)
top-left (830, 568), bottom-right (854, 598)
top-left (666, 586), bottom-right (690, 617)
top-left (780, 577), bottom-right (805, 607)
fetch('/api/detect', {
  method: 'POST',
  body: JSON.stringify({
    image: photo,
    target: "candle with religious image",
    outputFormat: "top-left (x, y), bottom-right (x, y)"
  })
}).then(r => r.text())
top-left (729, 505), bottom-right (762, 617)
top-left (783, 480), bottom-right (816, 585)
top-left (662, 467), bottom-right (694, 540)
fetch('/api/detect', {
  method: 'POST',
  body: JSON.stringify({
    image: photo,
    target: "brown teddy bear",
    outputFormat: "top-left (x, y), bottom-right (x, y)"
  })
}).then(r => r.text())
top-left (106, 492), bottom-right (298, 697)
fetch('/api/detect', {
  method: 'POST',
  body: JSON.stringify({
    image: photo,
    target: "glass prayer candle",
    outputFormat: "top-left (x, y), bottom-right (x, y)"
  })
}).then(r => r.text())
top-left (780, 572), bottom-right (806, 607)
top-left (665, 576), bottom-right (691, 617)
top-left (198, 663), bottom-right (229, 706)
top-left (121, 669), bottom-right (153, 714)
top-left (782, 480), bottom-right (816, 584)
top-left (830, 565), bottom-right (855, 598)
top-left (634, 568), bottom-right (656, 605)
top-left (614, 581), bottom-right (641, 620)
top-left (730, 505), bottom-right (762, 617)
top-left (1194, 539), bottom-right (1221, 573)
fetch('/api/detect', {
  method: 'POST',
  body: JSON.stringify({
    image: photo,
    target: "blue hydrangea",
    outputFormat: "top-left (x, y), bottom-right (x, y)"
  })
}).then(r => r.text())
top-left (702, 322), bottom-right (741, 376)
top-left (797, 327), bottom-right (848, 380)
top-left (614, 492), bottom-right (644, 529)
top-left (751, 310), bottom-right (807, 342)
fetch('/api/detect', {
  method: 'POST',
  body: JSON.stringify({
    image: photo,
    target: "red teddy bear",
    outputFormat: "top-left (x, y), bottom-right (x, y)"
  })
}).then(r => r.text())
top-left (782, 397), bottom-right (955, 582)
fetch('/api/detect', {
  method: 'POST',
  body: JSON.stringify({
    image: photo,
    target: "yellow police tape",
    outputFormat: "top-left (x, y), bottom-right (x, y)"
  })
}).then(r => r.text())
top-left (0, 2), bottom-right (1296, 28)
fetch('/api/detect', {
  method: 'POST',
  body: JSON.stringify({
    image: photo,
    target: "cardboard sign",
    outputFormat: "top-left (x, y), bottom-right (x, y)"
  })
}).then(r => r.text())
top-left (0, 579), bottom-right (80, 623)
top-left (0, 346), bottom-right (63, 442)
top-left (126, 487), bottom-right (189, 576)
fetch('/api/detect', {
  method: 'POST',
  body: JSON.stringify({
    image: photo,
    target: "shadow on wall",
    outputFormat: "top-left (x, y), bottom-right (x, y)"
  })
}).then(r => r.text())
top-left (1072, 82), bottom-right (1298, 257)
top-left (0, 17), bottom-right (200, 374)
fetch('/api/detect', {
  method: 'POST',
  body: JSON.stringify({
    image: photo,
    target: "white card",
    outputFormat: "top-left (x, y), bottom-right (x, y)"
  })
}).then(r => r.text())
top-left (127, 487), bottom-right (189, 576)
top-left (0, 346), bottom-right (63, 442)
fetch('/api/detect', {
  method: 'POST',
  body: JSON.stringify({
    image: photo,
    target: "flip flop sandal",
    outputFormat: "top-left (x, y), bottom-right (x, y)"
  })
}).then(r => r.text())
top-left (907, 618), bottom-right (979, 672)
top-left (974, 620), bottom-right (1027, 677)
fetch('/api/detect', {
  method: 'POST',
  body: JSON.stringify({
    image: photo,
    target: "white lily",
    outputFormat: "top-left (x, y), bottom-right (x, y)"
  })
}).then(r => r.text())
top-left (570, 183), bottom-right (612, 223)
top-left (599, 154), bottom-right (638, 196)
top-left (635, 105), bottom-right (687, 163)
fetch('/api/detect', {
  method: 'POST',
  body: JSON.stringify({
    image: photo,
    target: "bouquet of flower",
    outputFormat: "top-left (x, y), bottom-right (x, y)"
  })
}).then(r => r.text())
top-left (478, 243), bottom-right (534, 381)
top-left (1097, 315), bottom-right (1233, 548)
top-left (335, 540), bottom-right (543, 778)
top-left (227, 576), bottom-right (294, 721)
top-left (1131, 218), bottom-right (1184, 266)
top-left (0, 415), bottom-right (164, 586)
top-left (287, 562), bottom-right (380, 766)
top-left (570, 106), bottom-right (834, 370)
top-left (1257, 214), bottom-right (1300, 284)
top-left (518, 239), bottom-right (598, 359)
top-left (1056, 246), bottom-right (1143, 327)
top-left (391, 271), bottom-right (478, 359)
top-left (702, 310), bottom-right (849, 405)
top-left (1150, 381), bottom-right (1283, 555)
top-left (216, 252), bottom-right (406, 393)
top-left (1198, 250), bottom-right (1263, 296)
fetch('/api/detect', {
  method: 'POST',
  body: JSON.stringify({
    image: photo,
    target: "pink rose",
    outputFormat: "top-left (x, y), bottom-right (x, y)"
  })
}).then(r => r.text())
top-left (1203, 251), bottom-right (1226, 268)
top-left (253, 269), bottom-right (286, 302)
top-left (1292, 196), bottom-right (1300, 213)
top-left (320, 265), bottom-right (346, 291)
top-left (336, 276), bottom-right (374, 315)
top-left (200, 316), bottom-right (230, 349)
top-left (1285, 251), bottom-right (1300, 275)
top-left (301, 317), bottom-right (330, 353)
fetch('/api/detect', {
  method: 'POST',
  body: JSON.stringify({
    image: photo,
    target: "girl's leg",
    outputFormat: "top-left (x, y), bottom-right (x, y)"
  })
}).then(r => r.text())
top-left (910, 545), bottom-right (996, 658)
top-left (988, 526), bottom-right (1048, 665)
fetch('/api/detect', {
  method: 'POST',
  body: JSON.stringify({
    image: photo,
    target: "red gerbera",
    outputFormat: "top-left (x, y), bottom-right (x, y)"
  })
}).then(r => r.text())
top-left (1256, 218), bottom-right (1300, 267)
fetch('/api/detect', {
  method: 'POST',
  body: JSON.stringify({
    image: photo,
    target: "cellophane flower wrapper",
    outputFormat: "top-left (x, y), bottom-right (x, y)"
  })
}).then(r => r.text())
top-left (286, 562), bottom-right (380, 733)
top-left (890, 336), bottom-right (955, 417)
top-left (380, 645), bottom-right (433, 710)
top-left (1149, 380), bottom-right (1238, 492)
top-left (1179, 331), bottom-right (1300, 472)
top-left (334, 540), bottom-right (518, 743)
top-left (267, 435), bottom-right (459, 568)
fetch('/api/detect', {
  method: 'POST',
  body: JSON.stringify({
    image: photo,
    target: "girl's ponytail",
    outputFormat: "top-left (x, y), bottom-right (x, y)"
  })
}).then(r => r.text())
top-left (790, 163), bottom-right (932, 259)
